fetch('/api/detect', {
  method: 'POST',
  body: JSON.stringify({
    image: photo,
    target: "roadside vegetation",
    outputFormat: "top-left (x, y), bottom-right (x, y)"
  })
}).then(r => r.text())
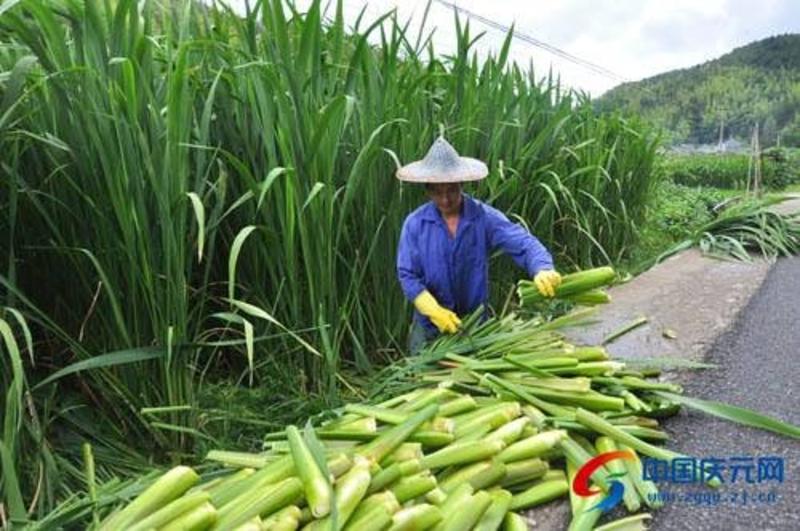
top-left (0, 0), bottom-right (659, 518)
top-left (659, 148), bottom-right (800, 190)
top-left (620, 147), bottom-right (800, 273)
top-left (597, 34), bottom-right (800, 146)
top-left (1, 0), bottom-right (798, 525)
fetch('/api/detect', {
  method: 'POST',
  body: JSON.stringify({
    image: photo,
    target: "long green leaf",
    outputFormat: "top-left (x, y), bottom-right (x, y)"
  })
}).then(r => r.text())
top-left (655, 391), bottom-right (800, 439)
top-left (33, 348), bottom-right (165, 390)
top-left (0, 439), bottom-right (26, 523)
top-left (228, 225), bottom-right (258, 301)
top-left (186, 192), bottom-right (206, 263)
top-left (229, 299), bottom-right (322, 358)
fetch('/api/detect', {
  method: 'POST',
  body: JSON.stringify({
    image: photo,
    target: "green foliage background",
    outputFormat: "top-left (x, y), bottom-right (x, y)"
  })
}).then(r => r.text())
top-left (597, 34), bottom-right (800, 146)
top-left (0, 0), bottom-right (659, 518)
top-left (659, 148), bottom-right (800, 190)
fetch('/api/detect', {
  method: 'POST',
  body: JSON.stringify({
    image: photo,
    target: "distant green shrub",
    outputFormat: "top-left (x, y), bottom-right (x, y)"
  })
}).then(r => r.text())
top-left (762, 147), bottom-right (800, 189)
top-left (660, 153), bottom-right (751, 189)
top-left (621, 180), bottom-right (734, 272)
top-left (660, 149), bottom-right (800, 190)
top-left (651, 181), bottom-right (730, 239)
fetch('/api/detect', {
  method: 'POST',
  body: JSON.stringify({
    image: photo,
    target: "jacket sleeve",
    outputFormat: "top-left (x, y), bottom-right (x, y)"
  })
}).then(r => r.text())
top-left (485, 204), bottom-right (554, 277)
top-left (397, 217), bottom-right (427, 301)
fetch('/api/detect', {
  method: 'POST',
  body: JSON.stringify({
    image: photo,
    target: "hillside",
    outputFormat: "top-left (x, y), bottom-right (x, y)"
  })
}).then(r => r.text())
top-left (596, 34), bottom-right (800, 147)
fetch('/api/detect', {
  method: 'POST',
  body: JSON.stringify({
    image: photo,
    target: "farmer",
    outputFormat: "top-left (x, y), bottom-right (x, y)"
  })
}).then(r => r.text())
top-left (396, 136), bottom-right (562, 353)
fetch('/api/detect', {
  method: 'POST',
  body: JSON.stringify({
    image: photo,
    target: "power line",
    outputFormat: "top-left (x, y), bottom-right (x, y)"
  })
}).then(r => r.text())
top-left (432, 0), bottom-right (630, 84)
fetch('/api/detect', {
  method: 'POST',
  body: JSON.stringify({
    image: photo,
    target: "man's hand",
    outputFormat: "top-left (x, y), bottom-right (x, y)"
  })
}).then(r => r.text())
top-left (413, 290), bottom-right (462, 334)
top-left (534, 270), bottom-right (562, 298)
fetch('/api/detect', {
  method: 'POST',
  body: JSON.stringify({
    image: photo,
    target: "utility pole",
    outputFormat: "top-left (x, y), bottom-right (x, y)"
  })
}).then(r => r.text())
top-left (747, 123), bottom-right (762, 196)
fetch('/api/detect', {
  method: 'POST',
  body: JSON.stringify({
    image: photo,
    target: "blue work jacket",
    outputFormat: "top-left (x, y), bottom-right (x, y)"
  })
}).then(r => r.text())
top-left (397, 194), bottom-right (554, 333)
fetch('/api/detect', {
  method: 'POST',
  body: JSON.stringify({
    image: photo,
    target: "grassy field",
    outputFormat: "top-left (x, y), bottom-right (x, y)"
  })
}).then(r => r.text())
top-left (618, 181), bottom-right (739, 272)
top-left (624, 148), bottom-right (800, 272)
top-left (659, 148), bottom-right (800, 190)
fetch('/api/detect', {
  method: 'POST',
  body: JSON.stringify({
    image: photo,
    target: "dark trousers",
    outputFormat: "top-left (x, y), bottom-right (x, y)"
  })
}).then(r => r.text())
top-left (408, 320), bottom-right (439, 354)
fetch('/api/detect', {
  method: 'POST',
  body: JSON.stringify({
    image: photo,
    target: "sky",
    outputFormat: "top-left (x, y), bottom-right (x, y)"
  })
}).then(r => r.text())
top-left (225, 0), bottom-right (800, 96)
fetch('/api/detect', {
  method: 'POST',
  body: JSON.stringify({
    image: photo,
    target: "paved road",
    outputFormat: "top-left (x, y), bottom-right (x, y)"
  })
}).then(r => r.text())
top-left (650, 255), bottom-right (800, 531)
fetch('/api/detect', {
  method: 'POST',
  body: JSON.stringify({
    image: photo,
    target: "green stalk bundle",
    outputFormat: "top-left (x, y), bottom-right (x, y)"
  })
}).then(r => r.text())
top-left (510, 474), bottom-right (570, 510)
top-left (31, 267), bottom-right (800, 531)
top-left (99, 466), bottom-right (199, 530)
top-left (287, 426), bottom-right (332, 518)
top-left (388, 504), bottom-right (443, 531)
top-left (518, 267), bottom-right (616, 306)
top-left (0, 0), bottom-right (662, 518)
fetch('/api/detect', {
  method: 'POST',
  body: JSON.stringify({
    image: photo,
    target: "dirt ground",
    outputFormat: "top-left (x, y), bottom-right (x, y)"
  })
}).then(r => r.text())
top-left (565, 194), bottom-right (800, 364)
top-left (564, 248), bottom-right (771, 363)
top-left (771, 194), bottom-right (800, 215)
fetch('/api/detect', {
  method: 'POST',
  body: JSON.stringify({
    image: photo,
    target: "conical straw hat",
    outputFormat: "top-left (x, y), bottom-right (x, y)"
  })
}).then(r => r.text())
top-left (396, 136), bottom-right (488, 183)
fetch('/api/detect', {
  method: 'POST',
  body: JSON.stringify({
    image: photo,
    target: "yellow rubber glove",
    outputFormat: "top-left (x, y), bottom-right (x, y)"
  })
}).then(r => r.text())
top-left (413, 290), bottom-right (462, 334)
top-left (534, 270), bottom-right (562, 298)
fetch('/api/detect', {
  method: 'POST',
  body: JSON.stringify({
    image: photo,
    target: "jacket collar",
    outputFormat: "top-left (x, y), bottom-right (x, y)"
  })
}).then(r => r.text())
top-left (421, 193), bottom-right (480, 223)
